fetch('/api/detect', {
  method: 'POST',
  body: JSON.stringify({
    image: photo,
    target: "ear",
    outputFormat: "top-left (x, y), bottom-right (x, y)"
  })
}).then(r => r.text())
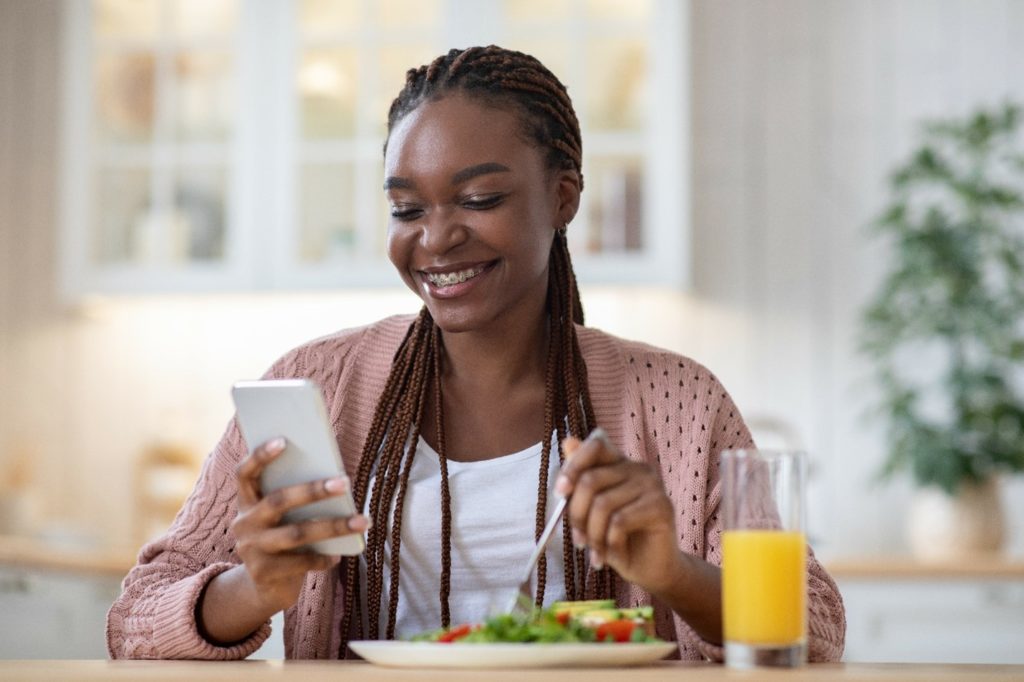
top-left (552, 168), bottom-right (582, 229)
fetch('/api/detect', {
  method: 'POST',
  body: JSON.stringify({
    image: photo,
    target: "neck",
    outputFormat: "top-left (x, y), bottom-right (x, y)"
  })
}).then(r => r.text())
top-left (439, 306), bottom-right (549, 391)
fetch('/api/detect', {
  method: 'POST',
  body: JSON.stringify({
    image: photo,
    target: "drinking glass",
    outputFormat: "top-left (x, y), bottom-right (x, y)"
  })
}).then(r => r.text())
top-left (721, 449), bottom-right (808, 668)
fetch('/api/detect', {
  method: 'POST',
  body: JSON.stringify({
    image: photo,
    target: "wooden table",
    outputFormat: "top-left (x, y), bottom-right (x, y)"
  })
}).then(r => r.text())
top-left (3, 661), bottom-right (1023, 681)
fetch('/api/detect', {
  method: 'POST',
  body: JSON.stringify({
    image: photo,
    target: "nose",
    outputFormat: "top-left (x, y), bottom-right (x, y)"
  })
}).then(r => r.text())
top-left (419, 207), bottom-right (468, 255)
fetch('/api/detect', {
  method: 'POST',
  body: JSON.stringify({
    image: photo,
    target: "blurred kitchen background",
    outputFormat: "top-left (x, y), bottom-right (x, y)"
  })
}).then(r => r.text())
top-left (1, 0), bottom-right (1023, 663)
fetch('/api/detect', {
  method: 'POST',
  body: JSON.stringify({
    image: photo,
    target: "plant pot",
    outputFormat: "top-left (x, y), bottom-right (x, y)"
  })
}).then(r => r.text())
top-left (906, 477), bottom-right (1005, 562)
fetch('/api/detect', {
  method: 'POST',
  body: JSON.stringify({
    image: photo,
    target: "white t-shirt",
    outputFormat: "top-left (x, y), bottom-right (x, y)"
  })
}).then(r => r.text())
top-left (361, 435), bottom-right (567, 639)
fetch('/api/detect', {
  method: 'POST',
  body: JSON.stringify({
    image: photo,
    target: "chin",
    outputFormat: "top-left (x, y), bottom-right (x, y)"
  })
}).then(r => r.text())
top-left (426, 309), bottom-right (484, 335)
top-left (421, 299), bottom-right (502, 335)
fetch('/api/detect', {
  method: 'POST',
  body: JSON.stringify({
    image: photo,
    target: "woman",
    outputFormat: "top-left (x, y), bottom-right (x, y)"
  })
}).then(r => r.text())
top-left (107, 46), bottom-right (845, 661)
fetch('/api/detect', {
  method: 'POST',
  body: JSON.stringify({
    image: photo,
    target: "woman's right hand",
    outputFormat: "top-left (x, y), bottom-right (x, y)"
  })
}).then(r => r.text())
top-left (228, 436), bottom-right (370, 614)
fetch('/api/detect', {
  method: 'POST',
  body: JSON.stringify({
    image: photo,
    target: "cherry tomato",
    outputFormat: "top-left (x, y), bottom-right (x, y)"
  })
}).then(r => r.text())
top-left (555, 611), bottom-right (571, 626)
top-left (437, 624), bottom-right (473, 643)
top-left (595, 619), bottom-right (635, 643)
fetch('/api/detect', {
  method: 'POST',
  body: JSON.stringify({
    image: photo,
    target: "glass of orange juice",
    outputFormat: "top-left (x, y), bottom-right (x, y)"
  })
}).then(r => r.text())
top-left (721, 449), bottom-right (807, 668)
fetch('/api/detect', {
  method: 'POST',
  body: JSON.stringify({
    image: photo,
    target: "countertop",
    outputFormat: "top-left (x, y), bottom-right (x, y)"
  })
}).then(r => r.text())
top-left (3, 660), bottom-right (1024, 681)
top-left (3, 533), bottom-right (1024, 582)
top-left (0, 535), bottom-right (136, 578)
top-left (825, 556), bottom-right (1024, 580)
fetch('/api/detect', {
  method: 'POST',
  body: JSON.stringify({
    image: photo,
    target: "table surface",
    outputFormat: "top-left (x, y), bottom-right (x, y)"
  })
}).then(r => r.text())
top-left (3, 660), bottom-right (1024, 682)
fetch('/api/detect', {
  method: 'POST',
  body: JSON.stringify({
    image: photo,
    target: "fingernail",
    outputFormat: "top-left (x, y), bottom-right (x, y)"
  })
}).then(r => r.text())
top-left (591, 549), bottom-right (604, 570)
top-left (572, 528), bottom-right (586, 549)
top-left (325, 477), bottom-right (348, 494)
top-left (555, 474), bottom-right (570, 496)
top-left (266, 437), bottom-right (286, 453)
top-left (587, 427), bottom-right (608, 445)
top-left (349, 514), bottom-right (370, 531)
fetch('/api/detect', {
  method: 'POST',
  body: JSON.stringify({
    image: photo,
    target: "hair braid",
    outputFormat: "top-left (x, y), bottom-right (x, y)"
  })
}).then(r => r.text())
top-left (339, 46), bottom-right (612, 658)
top-left (431, 326), bottom-right (453, 627)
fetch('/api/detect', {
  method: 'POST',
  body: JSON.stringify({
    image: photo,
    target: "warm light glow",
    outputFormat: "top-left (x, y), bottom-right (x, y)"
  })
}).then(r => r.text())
top-left (299, 59), bottom-right (350, 97)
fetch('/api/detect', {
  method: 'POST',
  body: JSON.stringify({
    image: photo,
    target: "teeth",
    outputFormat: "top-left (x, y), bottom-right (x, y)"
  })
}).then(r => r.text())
top-left (427, 266), bottom-right (484, 287)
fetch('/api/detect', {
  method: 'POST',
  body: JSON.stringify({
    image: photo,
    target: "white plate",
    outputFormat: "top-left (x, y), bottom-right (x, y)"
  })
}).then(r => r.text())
top-left (348, 640), bottom-right (677, 669)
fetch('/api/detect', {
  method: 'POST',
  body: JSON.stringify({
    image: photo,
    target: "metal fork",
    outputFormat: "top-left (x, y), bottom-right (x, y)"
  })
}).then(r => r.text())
top-left (505, 428), bottom-right (608, 616)
top-left (507, 495), bottom-right (569, 616)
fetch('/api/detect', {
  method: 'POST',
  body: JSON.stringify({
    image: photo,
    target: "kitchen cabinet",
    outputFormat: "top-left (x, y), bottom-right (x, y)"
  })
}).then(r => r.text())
top-left (59, 0), bottom-right (689, 299)
top-left (0, 535), bottom-right (287, 660)
top-left (829, 557), bottom-right (1024, 664)
top-left (0, 566), bottom-right (121, 659)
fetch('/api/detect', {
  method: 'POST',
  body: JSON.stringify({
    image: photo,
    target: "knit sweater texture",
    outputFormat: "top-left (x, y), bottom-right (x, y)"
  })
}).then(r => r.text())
top-left (106, 314), bottom-right (846, 661)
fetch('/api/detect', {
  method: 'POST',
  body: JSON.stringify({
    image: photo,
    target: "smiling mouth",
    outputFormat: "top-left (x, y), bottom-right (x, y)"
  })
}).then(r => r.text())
top-left (424, 265), bottom-right (487, 288)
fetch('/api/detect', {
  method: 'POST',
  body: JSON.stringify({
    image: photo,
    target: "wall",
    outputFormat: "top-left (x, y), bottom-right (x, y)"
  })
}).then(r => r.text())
top-left (689, 0), bottom-right (1024, 556)
top-left (0, 0), bottom-right (65, 535)
top-left (1, 0), bottom-right (1023, 557)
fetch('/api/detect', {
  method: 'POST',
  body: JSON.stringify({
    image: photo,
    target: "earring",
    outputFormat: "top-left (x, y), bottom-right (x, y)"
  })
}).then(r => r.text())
top-left (556, 222), bottom-right (568, 237)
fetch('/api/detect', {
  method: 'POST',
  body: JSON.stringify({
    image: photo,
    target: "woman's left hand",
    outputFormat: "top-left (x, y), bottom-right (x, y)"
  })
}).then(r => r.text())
top-left (557, 430), bottom-right (685, 596)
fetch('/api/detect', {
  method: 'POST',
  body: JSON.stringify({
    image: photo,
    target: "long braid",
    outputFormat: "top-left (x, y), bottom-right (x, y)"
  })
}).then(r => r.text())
top-left (340, 46), bottom-right (610, 658)
top-left (432, 326), bottom-right (453, 627)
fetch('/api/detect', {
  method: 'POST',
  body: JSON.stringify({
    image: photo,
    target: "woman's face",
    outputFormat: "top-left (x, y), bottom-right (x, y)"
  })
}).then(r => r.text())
top-left (383, 94), bottom-right (578, 335)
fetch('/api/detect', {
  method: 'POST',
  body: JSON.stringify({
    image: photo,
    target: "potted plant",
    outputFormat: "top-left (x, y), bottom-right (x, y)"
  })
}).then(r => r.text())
top-left (860, 102), bottom-right (1024, 561)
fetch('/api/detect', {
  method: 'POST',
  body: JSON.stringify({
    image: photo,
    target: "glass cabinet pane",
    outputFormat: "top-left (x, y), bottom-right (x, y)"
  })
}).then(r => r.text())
top-left (585, 38), bottom-right (647, 131)
top-left (583, 156), bottom-right (643, 253)
top-left (171, 0), bottom-right (238, 39)
top-left (95, 52), bottom-right (157, 144)
top-left (299, 0), bottom-right (361, 35)
top-left (172, 167), bottom-right (228, 262)
top-left (585, 0), bottom-right (651, 22)
top-left (93, 0), bottom-right (159, 40)
top-left (372, 44), bottom-right (436, 133)
top-left (376, 0), bottom-right (440, 28)
top-left (93, 167), bottom-right (153, 264)
top-left (173, 51), bottom-right (235, 142)
top-left (299, 163), bottom-right (357, 263)
top-left (503, 0), bottom-right (571, 22)
top-left (298, 48), bottom-right (358, 139)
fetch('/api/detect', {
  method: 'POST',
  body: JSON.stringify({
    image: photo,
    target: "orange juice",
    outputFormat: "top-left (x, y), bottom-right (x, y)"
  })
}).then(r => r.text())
top-left (722, 530), bottom-right (807, 645)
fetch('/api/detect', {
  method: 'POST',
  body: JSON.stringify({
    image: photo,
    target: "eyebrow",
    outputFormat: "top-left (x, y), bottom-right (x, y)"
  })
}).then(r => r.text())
top-left (383, 162), bottom-right (511, 191)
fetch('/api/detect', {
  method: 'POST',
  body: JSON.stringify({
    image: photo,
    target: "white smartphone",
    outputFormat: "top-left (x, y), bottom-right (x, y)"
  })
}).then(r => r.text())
top-left (231, 379), bottom-right (365, 556)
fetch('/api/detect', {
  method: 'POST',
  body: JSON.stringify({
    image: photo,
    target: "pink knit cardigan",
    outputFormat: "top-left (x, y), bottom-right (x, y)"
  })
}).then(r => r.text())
top-left (107, 314), bottom-right (845, 661)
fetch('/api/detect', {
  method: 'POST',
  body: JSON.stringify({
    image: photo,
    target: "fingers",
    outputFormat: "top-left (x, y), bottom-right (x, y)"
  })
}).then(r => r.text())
top-left (566, 464), bottom-right (653, 565)
top-left (235, 437), bottom-right (287, 508)
top-left (255, 476), bottom-right (352, 527)
top-left (565, 464), bottom-right (631, 545)
top-left (556, 427), bottom-right (618, 497)
top-left (554, 429), bottom-right (674, 571)
top-left (245, 550), bottom-right (340, 584)
top-left (584, 476), bottom-right (649, 560)
top-left (253, 514), bottom-right (371, 554)
top-left (603, 496), bottom-right (668, 561)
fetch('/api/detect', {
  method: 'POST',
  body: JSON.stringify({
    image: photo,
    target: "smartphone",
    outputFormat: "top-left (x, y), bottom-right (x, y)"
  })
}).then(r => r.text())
top-left (231, 379), bottom-right (365, 556)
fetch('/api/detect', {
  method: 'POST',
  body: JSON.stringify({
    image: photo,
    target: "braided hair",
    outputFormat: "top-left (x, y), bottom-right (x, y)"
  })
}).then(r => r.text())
top-left (339, 46), bottom-right (614, 655)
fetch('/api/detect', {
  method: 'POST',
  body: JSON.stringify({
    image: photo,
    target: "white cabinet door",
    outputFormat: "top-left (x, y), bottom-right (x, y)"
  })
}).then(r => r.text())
top-left (0, 568), bottom-right (122, 659)
top-left (839, 578), bottom-right (1024, 664)
top-left (60, 1), bottom-right (690, 298)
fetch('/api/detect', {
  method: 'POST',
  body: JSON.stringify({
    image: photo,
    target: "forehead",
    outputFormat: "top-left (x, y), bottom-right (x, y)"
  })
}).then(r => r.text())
top-left (384, 94), bottom-right (542, 179)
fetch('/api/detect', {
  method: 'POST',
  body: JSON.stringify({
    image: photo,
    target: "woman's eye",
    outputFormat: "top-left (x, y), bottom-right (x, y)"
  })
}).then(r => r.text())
top-left (390, 207), bottom-right (422, 221)
top-left (463, 194), bottom-right (504, 211)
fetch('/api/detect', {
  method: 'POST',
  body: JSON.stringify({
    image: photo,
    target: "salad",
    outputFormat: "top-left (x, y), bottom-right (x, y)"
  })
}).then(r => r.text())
top-left (410, 600), bottom-right (660, 644)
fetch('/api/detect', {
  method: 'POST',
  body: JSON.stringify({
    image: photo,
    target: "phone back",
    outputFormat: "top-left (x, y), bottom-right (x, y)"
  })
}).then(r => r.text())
top-left (231, 379), bottom-right (363, 555)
